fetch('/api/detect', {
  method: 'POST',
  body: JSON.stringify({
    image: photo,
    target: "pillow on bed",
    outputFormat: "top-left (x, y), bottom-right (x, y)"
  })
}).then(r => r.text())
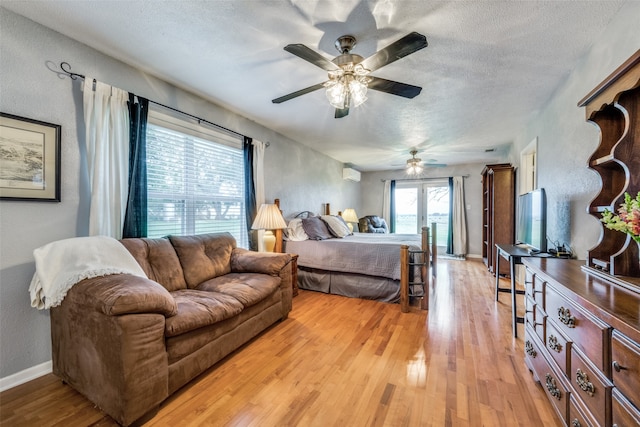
top-left (284, 218), bottom-right (309, 241)
top-left (321, 215), bottom-right (352, 238)
top-left (301, 216), bottom-right (333, 240)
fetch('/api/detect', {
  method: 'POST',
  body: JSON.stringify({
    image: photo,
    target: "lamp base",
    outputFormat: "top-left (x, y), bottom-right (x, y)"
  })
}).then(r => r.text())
top-left (263, 230), bottom-right (276, 252)
top-left (347, 223), bottom-right (354, 233)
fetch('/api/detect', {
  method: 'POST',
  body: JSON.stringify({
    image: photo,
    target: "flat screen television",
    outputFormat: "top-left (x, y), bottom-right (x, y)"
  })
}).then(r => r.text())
top-left (516, 188), bottom-right (547, 253)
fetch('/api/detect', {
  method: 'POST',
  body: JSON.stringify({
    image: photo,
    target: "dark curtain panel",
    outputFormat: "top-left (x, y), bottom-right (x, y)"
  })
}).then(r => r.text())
top-left (123, 94), bottom-right (149, 238)
top-left (243, 137), bottom-right (257, 250)
top-left (390, 180), bottom-right (396, 233)
top-left (446, 177), bottom-right (454, 254)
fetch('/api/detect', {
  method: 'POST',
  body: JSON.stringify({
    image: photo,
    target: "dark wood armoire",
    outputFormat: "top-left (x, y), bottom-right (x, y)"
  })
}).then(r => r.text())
top-left (481, 163), bottom-right (516, 276)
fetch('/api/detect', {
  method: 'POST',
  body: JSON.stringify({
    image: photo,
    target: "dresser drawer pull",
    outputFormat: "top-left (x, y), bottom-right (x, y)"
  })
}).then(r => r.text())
top-left (545, 373), bottom-right (562, 400)
top-left (571, 419), bottom-right (581, 427)
top-left (525, 340), bottom-right (537, 357)
top-left (558, 307), bottom-right (576, 328)
top-left (612, 361), bottom-right (627, 372)
top-left (548, 335), bottom-right (562, 352)
top-left (576, 369), bottom-right (595, 396)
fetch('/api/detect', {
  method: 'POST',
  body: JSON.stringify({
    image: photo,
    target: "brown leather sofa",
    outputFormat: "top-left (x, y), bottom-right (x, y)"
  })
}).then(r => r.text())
top-left (50, 233), bottom-right (293, 426)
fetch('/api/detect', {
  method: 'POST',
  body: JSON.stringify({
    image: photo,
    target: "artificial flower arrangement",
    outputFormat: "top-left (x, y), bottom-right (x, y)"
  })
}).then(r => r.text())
top-left (601, 192), bottom-right (640, 243)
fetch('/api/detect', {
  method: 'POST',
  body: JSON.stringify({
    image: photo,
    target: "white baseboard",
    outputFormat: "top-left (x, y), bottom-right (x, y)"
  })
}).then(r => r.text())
top-left (0, 360), bottom-right (52, 392)
top-left (465, 253), bottom-right (482, 259)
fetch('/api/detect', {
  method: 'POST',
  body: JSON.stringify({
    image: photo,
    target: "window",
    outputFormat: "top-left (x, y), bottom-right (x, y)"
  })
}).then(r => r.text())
top-left (146, 110), bottom-right (248, 248)
top-left (394, 180), bottom-right (449, 248)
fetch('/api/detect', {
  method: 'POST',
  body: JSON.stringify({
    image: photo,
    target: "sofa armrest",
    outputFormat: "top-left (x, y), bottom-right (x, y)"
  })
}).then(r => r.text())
top-left (51, 280), bottom-right (171, 425)
top-left (64, 274), bottom-right (177, 317)
top-left (230, 249), bottom-right (292, 276)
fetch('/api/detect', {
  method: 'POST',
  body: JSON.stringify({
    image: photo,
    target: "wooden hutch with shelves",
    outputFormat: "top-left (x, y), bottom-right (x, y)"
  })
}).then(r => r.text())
top-left (523, 50), bottom-right (640, 427)
top-left (481, 163), bottom-right (515, 276)
top-left (582, 50), bottom-right (640, 280)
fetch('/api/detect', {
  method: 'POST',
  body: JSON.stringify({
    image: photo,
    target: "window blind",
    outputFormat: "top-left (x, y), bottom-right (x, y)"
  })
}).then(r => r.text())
top-left (146, 113), bottom-right (247, 248)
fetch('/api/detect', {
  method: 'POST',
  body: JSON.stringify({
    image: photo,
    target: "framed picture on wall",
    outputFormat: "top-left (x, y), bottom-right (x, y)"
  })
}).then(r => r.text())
top-left (0, 113), bottom-right (61, 202)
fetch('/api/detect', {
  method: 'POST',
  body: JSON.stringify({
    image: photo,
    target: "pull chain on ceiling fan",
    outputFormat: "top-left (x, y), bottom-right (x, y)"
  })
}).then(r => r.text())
top-left (272, 32), bottom-right (428, 118)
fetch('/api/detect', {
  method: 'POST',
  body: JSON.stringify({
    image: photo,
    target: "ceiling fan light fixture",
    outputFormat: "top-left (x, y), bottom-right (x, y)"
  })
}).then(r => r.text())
top-left (325, 79), bottom-right (348, 108)
top-left (324, 65), bottom-right (370, 109)
top-left (406, 150), bottom-right (423, 175)
top-left (348, 78), bottom-right (368, 107)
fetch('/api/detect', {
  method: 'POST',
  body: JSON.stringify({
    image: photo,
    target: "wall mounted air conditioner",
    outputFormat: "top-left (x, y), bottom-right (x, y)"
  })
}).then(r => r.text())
top-left (342, 167), bottom-right (361, 182)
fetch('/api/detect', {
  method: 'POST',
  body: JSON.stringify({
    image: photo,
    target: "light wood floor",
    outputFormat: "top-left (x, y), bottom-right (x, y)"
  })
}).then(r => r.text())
top-left (0, 259), bottom-right (560, 426)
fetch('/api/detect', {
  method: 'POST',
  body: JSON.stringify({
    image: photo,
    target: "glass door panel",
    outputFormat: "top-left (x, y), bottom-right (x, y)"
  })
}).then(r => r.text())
top-left (395, 187), bottom-right (418, 234)
top-left (393, 181), bottom-right (450, 246)
top-left (425, 185), bottom-right (450, 247)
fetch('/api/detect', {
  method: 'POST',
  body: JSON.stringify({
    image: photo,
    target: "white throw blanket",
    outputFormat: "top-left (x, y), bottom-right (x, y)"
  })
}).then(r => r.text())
top-left (29, 235), bottom-right (147, 310)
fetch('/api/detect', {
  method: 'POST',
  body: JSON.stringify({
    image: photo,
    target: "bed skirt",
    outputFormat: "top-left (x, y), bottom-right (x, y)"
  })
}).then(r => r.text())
top-left (297, 266), bottom-right (424, 303)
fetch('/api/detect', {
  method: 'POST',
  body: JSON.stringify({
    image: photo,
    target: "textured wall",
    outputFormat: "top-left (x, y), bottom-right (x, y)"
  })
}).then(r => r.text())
top-left (0, 8), bottom-right (358, 380)
top-left (359, 163), bottom-right (485, 257)
top-left (509, 0), bottom-right (640, 260)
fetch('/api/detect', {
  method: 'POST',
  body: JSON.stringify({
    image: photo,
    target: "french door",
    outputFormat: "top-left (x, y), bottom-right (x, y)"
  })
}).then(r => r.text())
top-left (393, 180), bottom-right (449, 248)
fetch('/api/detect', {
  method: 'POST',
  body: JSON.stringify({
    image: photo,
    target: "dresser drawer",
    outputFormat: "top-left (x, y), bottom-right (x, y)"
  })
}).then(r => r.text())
top-left (612, 388), bottom-right (640, 427)
top-left (534, 303), bottom-right (546, 342)
top-left (546, 319), bottom-right (571, 375)
top-left (532, 273), bottom-right (545, 307)
top-left (569, 394), bottom-right (598, 427)
top-left (525, 269), bottom-right (535, 297)
top-left (571, 345), bottom-right (612, 427)
top-left (525, 295), bottom-right (536, 329)
top-left (611, 330), bottom-right (640, 411)
top-left (545, 285), bottom-right (611, 370)
top-left (527, 332), bottom-right (570, 423)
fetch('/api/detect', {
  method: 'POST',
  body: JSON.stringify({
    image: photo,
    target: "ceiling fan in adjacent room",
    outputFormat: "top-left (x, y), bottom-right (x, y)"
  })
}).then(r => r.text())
top-left (272, 32), bottom-right (428, 118)
top-left (403, 149), bottom-right (447, 175)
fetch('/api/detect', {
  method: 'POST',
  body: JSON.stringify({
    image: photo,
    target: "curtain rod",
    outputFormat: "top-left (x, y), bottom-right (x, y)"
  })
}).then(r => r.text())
top-left (58, 61), bottom-right (268, 146)
top-left (381, 174), bottom-right (470, 182)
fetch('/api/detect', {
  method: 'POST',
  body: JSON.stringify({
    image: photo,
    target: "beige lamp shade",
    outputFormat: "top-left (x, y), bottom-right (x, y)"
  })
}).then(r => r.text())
top-left (341, 208), bottom-right (358, 232)
top-left (251, 204), bottom-right (287, 230)
top-left (251, 204), bottom-right (287, 252)
top-left (341, 208), bottom-right (358, 223)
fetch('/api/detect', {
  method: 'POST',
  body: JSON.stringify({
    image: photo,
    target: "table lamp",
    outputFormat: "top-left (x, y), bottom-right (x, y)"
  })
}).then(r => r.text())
top-left (341, 208), bottom-right (359, 232)
top-left (251, 203), bottom-right (287, 252)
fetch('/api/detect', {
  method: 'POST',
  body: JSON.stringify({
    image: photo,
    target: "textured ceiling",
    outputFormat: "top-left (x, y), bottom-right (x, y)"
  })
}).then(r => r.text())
top-left (2, 0), bottom-right (627, 171)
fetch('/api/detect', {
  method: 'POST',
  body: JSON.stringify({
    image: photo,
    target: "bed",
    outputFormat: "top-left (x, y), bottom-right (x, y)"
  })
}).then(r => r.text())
top-left (273, 199), bottom-right (436, 311)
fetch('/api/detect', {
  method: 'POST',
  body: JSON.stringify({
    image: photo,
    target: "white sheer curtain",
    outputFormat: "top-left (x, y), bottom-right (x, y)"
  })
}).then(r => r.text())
top-left (252, 140), bottom-right (267, 251)
top-left (382, 179), bottom-right (391, 224)
top-left (83, 79), bottom-right (130, 238)
top-left (452, 176), bottom-right (467, 256)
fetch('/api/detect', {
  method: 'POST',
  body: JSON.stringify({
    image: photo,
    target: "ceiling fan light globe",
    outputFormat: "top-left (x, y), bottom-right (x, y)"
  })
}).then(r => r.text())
top-left (406, 163), bottom-right (423, 175)
top-left (349, 80), bottom-right (368, 107)
top-left (326, 81), bottom-right (347, 109)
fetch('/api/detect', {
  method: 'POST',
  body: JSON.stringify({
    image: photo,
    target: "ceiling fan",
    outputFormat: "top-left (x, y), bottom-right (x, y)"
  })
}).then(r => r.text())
top-left (402, 149), bottom-right (447, 174)
top-left (272, 32), bottom-right (428, 118)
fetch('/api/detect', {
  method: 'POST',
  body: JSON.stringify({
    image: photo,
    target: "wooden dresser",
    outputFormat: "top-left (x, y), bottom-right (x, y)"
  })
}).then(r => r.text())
top-left (523, 258), bottom-right (640, 426)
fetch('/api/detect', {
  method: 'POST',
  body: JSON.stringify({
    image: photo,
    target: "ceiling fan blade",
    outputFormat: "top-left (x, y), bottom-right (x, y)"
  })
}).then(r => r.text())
top-left (335, 106), bottom-right (349, 118)
top-left (368, 77), bottom-right (422, 98)
top-left (360, 32), bottom-right (428, 72)
top-left (284, 44), bottom-right (341, 71)
top-left (272, 82), bottom-right (326, 104)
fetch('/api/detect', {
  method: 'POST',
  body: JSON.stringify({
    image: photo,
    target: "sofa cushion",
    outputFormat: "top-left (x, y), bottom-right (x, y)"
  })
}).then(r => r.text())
top-left (165, 290), bottom-right (243, 337)
top-left (195, 273), bottom-right (281, 308)
top-left (120, 237), bottom-right (187, 291)
top-left (169, 233), bottom-right (236, 288)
